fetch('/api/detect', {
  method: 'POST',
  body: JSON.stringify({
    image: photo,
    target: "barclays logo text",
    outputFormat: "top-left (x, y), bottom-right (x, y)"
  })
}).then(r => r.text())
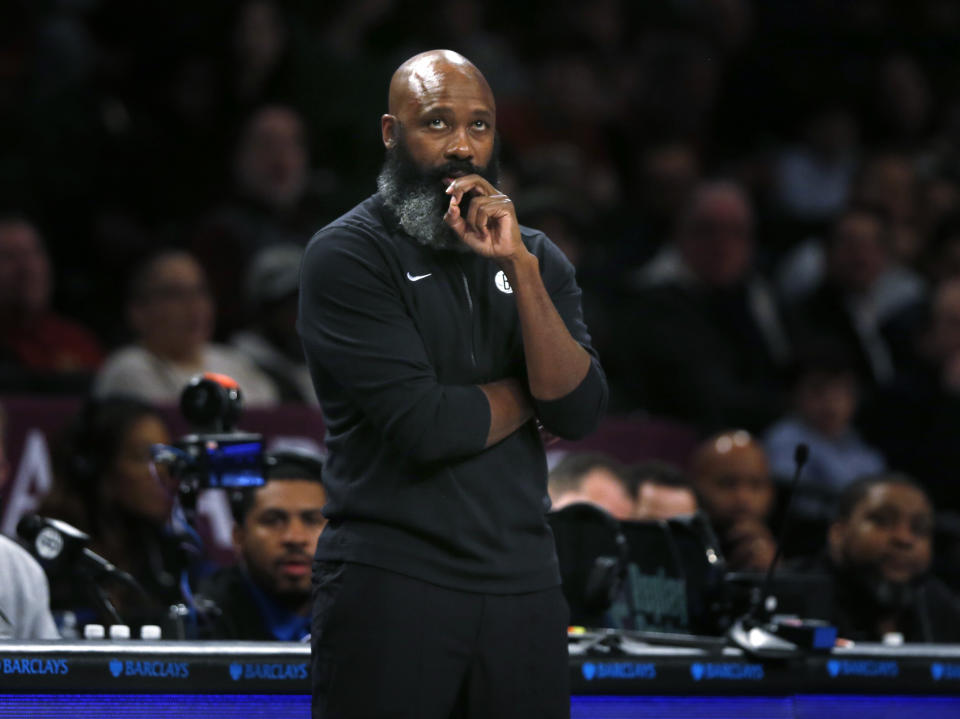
top-left (690, 662), bottom-right (764, 681)
top-left (3, 658), bottom-right (68, 675)
top-left (109, 659), bottom-right (189, 679)
top-left (826, 660), bottom-right (898, 678)
top-left (228, 662), bottom-right (309, 681)
top-left (931, 663), bottom-right (960, 681)
top-left (580, 662), bottom-right (656, 681)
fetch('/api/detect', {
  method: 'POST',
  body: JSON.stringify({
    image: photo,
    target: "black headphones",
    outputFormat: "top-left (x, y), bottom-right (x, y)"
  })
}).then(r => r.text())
top-left (67, 396), bottom-right (158, 490)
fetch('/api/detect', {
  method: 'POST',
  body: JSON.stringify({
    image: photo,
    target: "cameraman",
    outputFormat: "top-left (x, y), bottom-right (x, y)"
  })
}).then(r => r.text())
top-left (198, 449), bottom-right (327, 640)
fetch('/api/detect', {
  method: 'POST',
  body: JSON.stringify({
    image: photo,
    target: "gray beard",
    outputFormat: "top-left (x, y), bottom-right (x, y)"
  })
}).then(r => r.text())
top-left (377, 168), bottom-right (469, 252)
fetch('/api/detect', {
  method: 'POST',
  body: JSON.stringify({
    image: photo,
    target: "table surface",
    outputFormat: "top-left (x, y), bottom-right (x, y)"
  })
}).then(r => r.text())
top-left (2, 637), bottom-right (960, 695)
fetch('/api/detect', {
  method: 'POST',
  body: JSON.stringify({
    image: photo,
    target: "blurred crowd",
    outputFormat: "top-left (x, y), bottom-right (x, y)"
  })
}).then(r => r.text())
top-left (3, 0), bottom-right (960, 642)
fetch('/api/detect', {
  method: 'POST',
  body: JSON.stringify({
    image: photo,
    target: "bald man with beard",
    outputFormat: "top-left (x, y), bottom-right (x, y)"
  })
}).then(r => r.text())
top-left (690, 430), bottom-right (777, 572)
top-left (298, 51), bottom-right (607, 718)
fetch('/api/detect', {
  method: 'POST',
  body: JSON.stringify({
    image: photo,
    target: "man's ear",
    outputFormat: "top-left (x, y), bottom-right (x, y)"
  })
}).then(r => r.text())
top-left (381, 114), bottom-right (398, 149)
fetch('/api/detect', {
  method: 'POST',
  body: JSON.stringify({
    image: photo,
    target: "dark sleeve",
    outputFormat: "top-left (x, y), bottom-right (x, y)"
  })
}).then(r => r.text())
top-left (298, 228), bottom-right (491, 463)
top-left (530, 235), bottom-right (608, 440)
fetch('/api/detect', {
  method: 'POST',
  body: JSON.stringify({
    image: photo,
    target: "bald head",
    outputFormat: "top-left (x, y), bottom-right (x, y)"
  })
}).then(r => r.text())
top-left (690, 430), bottom-right (773, 528)
top-left (377, 50), bottom-right (499, 249)
top-left (388, 50), bottom-right (493, 116)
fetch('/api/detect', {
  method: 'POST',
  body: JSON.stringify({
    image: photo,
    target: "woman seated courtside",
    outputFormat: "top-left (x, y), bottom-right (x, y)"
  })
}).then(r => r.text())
top-left (39, 396), bottom-right (188, 628)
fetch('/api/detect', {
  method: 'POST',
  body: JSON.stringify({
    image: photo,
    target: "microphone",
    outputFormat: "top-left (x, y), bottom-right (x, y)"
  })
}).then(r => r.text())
top-left (726, 443), bottom-right (835, 658)
top-left (17, 514), bottom-right (135, 584)
top-left (757, 443), bottom-right (809, 607)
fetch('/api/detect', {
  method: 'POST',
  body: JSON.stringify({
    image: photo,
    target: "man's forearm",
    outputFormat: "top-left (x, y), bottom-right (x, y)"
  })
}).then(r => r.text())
top-left (479, 377), bottom-right (535, 446)
top-left (500, 252), bottom-right (591, 400)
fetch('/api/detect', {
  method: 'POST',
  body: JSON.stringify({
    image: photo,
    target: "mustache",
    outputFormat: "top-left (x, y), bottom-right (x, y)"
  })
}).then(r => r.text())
top-left (432, 159), bottom-right (485, 180)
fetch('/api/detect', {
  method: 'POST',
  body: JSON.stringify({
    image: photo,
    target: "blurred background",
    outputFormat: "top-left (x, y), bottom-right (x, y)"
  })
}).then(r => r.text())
top-left (0, 0), bottom-right (957, 352)
top-left (3, 0), bottom-right (960, 631)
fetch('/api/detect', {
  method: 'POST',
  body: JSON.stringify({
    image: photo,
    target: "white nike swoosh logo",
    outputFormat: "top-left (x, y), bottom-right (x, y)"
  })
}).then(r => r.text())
top-left (406, 272), bottom-right (432, 282)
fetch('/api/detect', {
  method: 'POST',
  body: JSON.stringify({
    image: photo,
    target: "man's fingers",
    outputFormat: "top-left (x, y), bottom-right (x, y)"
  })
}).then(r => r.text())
top-left (445, 174), bottom-right (496, 200)
top-left (445, 186), bottom-right (520, 259)
top-left (466, 193), bottom-right (487, 235)
top-left (444, 194), bottom-right (466, 235)
top-left (466, 195), bottom-right (513, 234)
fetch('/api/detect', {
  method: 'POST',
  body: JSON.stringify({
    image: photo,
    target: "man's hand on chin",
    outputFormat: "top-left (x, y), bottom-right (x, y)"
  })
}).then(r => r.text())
top-left (443, 174), bottom-right (529, 267)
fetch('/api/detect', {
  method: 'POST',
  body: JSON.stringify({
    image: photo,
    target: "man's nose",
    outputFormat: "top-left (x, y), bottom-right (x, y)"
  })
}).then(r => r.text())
top-left (284, 519), bottom-right (315, 545)
top-left (890, 521), bottom-right (916, 547)
top-left (733, 487), bottom-right (758, 513)
top-left (444, 127), bottom-right (473, 161)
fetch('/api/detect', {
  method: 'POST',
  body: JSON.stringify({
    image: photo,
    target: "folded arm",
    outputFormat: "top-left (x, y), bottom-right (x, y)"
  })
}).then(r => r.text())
top-left (298, 232), bottom-right (534, 463)
top-left (445, 176), bottom-right (608, 439)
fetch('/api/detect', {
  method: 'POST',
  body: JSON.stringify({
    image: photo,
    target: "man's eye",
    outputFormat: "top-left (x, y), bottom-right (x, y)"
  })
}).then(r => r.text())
top-left (428, 118), bottom-right (446, 128)
top-left (472, 120), bottom-right (488, 130)
top-left (259, 513), bottom-right (286, 527)
top-left (869, 511), bottom-right (895, 528)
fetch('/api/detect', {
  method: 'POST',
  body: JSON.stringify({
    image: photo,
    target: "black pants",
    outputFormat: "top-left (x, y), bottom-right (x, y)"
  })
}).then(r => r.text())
top-left (311, 561), bottom-right (570, 719)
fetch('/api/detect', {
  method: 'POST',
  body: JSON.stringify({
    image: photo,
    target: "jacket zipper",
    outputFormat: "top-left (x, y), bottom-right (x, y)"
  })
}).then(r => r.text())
top-left (459, 268), bottom-right (478, 369)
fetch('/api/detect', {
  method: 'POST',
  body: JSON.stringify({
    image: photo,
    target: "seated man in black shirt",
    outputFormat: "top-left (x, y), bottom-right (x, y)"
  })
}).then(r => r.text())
top-left (808, 472), bottom-right (960, 643)
top-left (199, 449), bottom-right (327, 640)
top-left (690, 430), bottom-right (777, 573)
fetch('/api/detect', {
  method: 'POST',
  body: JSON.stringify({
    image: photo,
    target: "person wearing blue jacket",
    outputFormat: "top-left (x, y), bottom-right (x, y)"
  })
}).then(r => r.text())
top-left (298, 49), bottom-right (607, 719)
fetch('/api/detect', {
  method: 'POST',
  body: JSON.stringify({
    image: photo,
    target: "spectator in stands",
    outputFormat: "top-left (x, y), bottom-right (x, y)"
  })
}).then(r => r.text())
top-left (854, 152), bottom-right (929, 291)
top-left (594, 141), bottom-right (702, 303)
top-left (788, 205), bottom-right (924, 387)
top-left (774, 105), bottom-right (859, 224)
top-left (38, 397), bottom-right (182, 625)
top-left (631, 142), bottom-right (702, 259)
top-left (0, 217), bottom-right (104, 391)
top-left (548, 452), bottom-right (634, 520)
top-left (199, 449), bottom-right (326, 640)
top-left (690, 430), bottom-right (776, 572)
top-left (191, 104), bottom-right (331, 336)
top-left (609, 181), bottom-right (792, 429)
top-left (873, 54), bottom-right (933, 150)
top-left (628, 460), bottom-right (698, 521)
top-left (924, 211), bottom-right (960, 285)
top-left (94, 250), bottom-right (278, 405)
top-left (764, 346), bottom-right (885, 520)
top-left (860, 278), bottom-right (960, 512)
top-left (854, 152), bottom-right (918, 230)
top-left (916, 173), bottom-right (960, 257)
top-left (0, 401), bottom-right (59, 639)
top-left (228, 0), bottom-right (296, 109)
top-left (231, 244), bottom-right (316, 404)
top-left (777, 150), bottom-right (927, 303)
top-left (802, 473), bottom-right (960, 643)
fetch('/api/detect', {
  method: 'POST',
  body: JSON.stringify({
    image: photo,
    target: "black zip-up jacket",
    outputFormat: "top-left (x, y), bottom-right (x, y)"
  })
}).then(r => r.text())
top-left (297, 194), bottom-right (608, 593)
